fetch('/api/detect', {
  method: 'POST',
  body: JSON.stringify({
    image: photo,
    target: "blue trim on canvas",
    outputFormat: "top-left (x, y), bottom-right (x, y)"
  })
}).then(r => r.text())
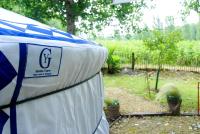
top-left (0, 21), bottom-right (25, 32)
top-left (0, 28), bottom-right (93, 45)
top-left (0, 19), bottom-right (37, 26)
top-left (10, 43), bottom-right (27, 134)
top-left (0, 110), bottom-right (9, 134)
top-left (0, 19), bottom-right (100, 46)
top-left (26, 25), bottom-right (52, 36)
top-left (51, 29), bottom-right (73, 38)
top-left (0, 51), bottom-right (17, 91)
top-left (0, 19), bottom-right (73, 38)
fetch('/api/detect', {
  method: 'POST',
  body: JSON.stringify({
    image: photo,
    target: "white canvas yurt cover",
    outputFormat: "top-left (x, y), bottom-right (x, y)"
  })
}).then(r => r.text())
top-left (0, 8), bottom-right (109, 134)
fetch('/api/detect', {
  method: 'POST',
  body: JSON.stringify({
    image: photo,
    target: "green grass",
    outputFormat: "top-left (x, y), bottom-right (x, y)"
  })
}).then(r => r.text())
top-left (103, 71), bottom-right (200, 112)
top-left (104, 74), bottom-right (150, 98)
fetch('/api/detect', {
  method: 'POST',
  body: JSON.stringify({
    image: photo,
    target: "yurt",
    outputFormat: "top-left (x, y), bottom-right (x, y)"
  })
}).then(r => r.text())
top-left (0, 8), bottom-right (109, 134)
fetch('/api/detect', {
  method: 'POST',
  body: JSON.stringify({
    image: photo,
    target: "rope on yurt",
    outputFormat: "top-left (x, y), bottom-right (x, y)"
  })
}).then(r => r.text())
top-left (0, 71), bottom-right (100, 110)
top-left (92, 115), bottom-right (103, 134)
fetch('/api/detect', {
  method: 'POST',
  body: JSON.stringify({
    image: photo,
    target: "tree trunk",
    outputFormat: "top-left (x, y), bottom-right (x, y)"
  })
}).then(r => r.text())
top-left (155, 65), bottom-right (161, 92)
top-left (66, 0), bottom-right (76, 34)
top-left (67, 16), bottom-right (75, 34)
top-left (155, 52), bottom-right (162, 92)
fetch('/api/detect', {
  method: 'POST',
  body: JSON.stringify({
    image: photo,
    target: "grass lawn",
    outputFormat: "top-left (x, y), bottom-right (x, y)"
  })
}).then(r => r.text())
top-left (103, 70), bottom-right (200, 112)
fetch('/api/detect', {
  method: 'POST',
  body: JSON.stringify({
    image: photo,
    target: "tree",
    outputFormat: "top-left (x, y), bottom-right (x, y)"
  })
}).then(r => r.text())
top-left (153, 17), bottom-right (163, 30)
top-left (143, 30), bottom-right (182, 92)
top-left (181, 23), bottom-right (200, 40)
top-left (0, 0), bottom-right (150, 35)
top-left (165, 16), bottom-right (175, 32)
top-left (0, 0), bottom-right (54, 23)
top-left (182, 0), bottom-right (200, 22)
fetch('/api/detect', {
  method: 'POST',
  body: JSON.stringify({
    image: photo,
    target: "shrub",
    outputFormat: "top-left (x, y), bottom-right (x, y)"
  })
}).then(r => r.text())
top-left (104, 98), bottom-right (119, 107)
top-left (106, 47), bottom-right (121, 74)
top-left (104, 98), bottom-right (120, 121)
top-left (156, 83), bottom-right (181, 100)
top-left (156, 83), bottom-right (182, 115)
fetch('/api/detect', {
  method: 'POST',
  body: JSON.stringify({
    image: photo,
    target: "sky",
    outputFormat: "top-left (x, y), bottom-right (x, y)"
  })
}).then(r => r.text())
top-left (101, 0), bottom-right (200, 37)
top-left (142, 0), bottom-right (199, 28)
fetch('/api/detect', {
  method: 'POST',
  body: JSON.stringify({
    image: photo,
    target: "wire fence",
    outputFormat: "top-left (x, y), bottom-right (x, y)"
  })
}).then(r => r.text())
top-left (114, 51), bottom-right (200, 73)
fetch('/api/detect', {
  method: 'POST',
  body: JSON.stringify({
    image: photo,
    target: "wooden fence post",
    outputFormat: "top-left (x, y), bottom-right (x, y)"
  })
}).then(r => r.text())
top-left (198, 82), bottom-right (200, 116)
top-left (132, 52), bottom-right (135, 71)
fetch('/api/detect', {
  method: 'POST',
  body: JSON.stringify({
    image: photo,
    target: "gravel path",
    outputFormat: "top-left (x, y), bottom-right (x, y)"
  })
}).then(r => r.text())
top-left (105, 88), bottom-right (167, 114)
top-left (110, 116), bottom-right (200, 134)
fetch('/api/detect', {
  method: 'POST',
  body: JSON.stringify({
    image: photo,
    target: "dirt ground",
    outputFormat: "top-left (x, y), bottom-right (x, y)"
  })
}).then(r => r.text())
top-left (105, 88), bottom-right (167, 114)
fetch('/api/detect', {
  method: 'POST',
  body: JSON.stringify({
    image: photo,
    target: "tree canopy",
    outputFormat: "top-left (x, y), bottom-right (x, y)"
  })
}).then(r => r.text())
top-left (0, 0), bottom-right (150, 35)
top-left (182, 0), bottom-right (200, 21)
top-left (143, 29), bottom-right (182, 91)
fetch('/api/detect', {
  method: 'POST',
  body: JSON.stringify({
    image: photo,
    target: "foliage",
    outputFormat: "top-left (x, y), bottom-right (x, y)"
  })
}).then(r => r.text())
top-left (181, 23), bottom-right (200, 40)
top-left (0, 0), bottom-right (55, 23)
top-left (182, 0), bottom-right (200, 17)
top-left (167, 89), bottom-right (181, 99)
top-left (107, 47), bottom-right (121, 74)
top-left (46, 18), bottom-right (67, 31)
top-left (104, 98), bottom-right (119, 107)
top-left (156, 83), bottom-right (182, 115)
top-left (177, 41), bottom-right (200, 66)
top-left (156, 83), bottom-right (181, 101)
top-left (97, 40), bottom-right (200, 67)
top-left (0, 0), bottom-right (150, 34)
top-left (143, 30), bottom-right (182, 91)
top-left (143, 30), bottom-right (182, 64)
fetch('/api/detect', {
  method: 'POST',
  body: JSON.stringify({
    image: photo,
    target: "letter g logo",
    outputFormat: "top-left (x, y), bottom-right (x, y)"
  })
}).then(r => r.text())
top-left (39, 48), bottom-right (52, 69)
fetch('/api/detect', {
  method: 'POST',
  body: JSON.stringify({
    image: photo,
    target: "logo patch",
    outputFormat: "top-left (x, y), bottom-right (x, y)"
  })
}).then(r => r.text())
top-left (39, 48), bottom-right (52, 69)
top-left (25, 44), bottom-right (62, 78)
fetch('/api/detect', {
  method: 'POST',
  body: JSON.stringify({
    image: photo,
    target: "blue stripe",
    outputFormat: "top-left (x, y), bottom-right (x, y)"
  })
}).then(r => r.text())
top-left (10, 43), bottom-right (27, 134)
top-left (52, 29), bottom-right (73, 38)
top-left (0, 19), bottom-right (36, 26)
top-left (26, 25), bottom-right (52, 35)
top-left (0, 28), bottom-right (94, 45)
top-left (0, 19), bottom-right (72, 38)
top-left (0, 21), bottom-right (25, 32)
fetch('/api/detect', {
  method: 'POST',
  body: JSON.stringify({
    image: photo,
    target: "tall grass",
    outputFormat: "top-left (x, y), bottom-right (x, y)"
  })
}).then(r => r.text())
top-left (96, 39), bottom-right (200, 67)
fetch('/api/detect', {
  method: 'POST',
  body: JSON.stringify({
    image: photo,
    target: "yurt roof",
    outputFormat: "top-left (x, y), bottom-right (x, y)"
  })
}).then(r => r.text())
top-left (0, 8), bottom-right (107, 107)
top-left (0, 8), bottom-right (98, 46)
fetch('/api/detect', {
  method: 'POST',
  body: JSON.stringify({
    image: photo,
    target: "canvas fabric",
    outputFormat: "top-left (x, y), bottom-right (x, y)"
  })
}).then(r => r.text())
top-left (0, 8), bottom-right (109, 134)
